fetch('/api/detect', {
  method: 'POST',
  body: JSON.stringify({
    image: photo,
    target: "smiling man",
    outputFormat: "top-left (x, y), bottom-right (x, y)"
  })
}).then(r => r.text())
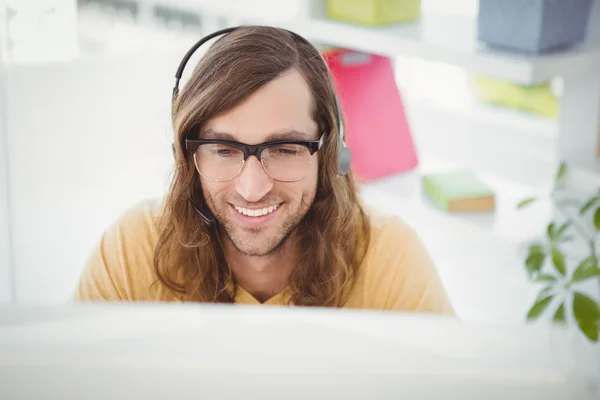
top-left (72, 26), bottom-right (454, 314)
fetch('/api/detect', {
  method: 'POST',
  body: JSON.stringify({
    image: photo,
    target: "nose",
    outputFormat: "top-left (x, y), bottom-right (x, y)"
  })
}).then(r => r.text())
top-left (234, 156), bottom-right (273, 202)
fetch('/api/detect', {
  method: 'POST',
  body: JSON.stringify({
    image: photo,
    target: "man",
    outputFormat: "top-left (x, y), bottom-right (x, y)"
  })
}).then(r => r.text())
top-left (72, 26), bottom-right (454, 314)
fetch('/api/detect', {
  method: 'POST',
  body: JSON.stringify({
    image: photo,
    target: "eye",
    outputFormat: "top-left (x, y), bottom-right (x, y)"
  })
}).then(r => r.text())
top-left (277, 147), bottom-right (299, 155)
top-left (199, 144), bottom-right (243, 159)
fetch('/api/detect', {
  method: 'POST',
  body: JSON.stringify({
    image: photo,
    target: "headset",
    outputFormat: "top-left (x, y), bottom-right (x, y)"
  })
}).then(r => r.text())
top-left (171, 26), bottom-right (351, 226)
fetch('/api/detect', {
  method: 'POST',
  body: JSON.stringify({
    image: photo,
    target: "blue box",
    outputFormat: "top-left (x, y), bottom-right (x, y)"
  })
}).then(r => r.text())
top-left (477, 0), bottom-right (595, 54)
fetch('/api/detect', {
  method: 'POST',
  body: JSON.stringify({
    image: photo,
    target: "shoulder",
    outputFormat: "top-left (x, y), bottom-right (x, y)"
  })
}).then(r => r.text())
top-left (71, 197), bottom-right (167, 302)
top-left (367, 209), bottom-right (420, 253)
top-left (100, 197), bottom-right (164, 257)
top-left (101, 197), bottom-right (165, 283)
top-left (351, 207), bottom-right (454, 314)
top-left (362, 209), bottom-right (428, 279)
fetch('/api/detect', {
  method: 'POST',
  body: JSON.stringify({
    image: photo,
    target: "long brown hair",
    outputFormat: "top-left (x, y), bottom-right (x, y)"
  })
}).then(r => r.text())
top-left (153, 26), bottom-right (371, 306)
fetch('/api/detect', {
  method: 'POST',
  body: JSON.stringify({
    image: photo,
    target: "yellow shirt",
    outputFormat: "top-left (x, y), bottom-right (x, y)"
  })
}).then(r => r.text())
top-left (71, 199), bottom-right (454, 315)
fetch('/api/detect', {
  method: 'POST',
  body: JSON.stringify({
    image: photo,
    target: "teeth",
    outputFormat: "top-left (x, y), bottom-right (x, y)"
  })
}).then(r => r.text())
top-left (234, 204), bottom-right (279, 217)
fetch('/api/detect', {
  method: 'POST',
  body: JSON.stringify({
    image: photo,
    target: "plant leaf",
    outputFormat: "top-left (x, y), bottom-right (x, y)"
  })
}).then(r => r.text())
top-left (571, 256), bottom-right (600, 282)
top-left (572, 292), bottom-right (600, 342)
top-left (529, 244), bottom-right (545, 255)
top-left (536, 286), bottom-right (554, 301)
top-left (551, 247), bottom-right (566, 276)
top-left (526, 247), bottom-right (546, 277)
top-left (553, 302), bottom-right (566, 325)
top-left (547, 222), bottom-right (557, 241)
top-left (535, 274), bottom-right (557, 282)
top-left (580, 196), bottom-right (599, 215)
top-left (555, 222), bottom-right (571, 238)
top-left (527, 295), bottom-right (554, 320)
top-left (556, 162), bottom-right (568, 183)
top-left (517, 197), bottom-right (537, 209)
top-left (595, 207), bottom-right (600, 232)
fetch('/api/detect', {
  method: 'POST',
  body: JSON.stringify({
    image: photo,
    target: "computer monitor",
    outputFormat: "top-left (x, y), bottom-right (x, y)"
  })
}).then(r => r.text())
top-left (1, 303), bottom-right (598, 399)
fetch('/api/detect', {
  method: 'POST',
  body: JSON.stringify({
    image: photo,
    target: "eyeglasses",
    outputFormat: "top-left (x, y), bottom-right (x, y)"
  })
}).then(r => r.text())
top-left (185, 134), bottom-right (324, 182)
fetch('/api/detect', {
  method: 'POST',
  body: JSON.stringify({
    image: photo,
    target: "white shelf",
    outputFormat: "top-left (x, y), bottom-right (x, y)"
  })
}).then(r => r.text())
top-left (401, 89), bottom-right (559, 137)
top-left (358, 168), bottom-right (550, 323)
top-left (285, 13), bottom-right (600, 85)
top-left (109, 0), bottom-right (600, 85)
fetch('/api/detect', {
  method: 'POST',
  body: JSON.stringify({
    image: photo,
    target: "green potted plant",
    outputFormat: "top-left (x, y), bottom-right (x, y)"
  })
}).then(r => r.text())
top-left (517, 162), bottom-right (600, 342)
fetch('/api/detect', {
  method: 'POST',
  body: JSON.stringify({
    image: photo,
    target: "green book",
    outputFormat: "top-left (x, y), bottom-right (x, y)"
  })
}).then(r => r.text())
top-left (422, 171), bottom-right (495, 213)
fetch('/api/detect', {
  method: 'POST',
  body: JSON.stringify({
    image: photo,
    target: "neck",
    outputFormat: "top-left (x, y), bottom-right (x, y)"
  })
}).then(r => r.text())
top-left (223, 234), bottom-right (298, 303)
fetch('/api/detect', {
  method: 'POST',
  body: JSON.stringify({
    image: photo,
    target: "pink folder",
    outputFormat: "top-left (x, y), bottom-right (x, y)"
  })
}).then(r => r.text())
top-left (322, 49), bottom-right (418, 181)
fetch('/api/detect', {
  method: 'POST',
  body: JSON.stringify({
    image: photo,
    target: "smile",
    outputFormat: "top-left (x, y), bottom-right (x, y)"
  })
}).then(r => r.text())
top-left (233, 203), bottom-right (281, 217)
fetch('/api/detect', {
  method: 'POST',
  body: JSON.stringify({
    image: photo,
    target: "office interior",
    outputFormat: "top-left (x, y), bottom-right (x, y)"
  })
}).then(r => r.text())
top-left (1, 0), bottom-right (600, 394)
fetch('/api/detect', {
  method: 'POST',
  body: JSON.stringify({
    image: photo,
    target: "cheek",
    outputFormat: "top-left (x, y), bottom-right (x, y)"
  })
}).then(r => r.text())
top-left (296, 161), bottom-right (319, 200)
top-left (201, 180), bottom-right (229, 203)
top-left (273, 173), bottom-right (318, 204)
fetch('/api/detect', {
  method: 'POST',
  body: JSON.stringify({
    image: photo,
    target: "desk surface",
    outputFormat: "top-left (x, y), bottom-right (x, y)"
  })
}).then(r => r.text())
top-left (1, 303), bottom-right (598, 399)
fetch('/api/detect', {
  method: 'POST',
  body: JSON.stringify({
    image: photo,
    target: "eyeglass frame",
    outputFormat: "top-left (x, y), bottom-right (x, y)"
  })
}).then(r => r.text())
top-left (184, 132), bottom-right (325, 182)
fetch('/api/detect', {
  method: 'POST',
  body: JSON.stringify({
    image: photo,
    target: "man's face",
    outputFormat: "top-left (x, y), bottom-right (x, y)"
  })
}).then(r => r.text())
top-left (199, 69), bottom-right (320, 256)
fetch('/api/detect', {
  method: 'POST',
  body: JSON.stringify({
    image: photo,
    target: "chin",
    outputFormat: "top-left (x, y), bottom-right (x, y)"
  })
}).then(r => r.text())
top-left (209, 193), bottom-right (312, 256)
top-left (229, 231), bottom-right (289, 257)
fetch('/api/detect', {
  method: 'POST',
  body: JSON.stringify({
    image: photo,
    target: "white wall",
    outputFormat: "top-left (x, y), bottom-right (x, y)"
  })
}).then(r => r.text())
top-left (0, 3), bottom-right (13, 304)
top-left (5, 52), bottom-right (181, 304)
top-left (0, 69), bottom-right (13, 304)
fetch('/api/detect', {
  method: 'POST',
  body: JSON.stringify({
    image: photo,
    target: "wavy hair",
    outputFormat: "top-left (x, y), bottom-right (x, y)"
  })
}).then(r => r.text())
top-left (153, 26), bottom-right (371, 306)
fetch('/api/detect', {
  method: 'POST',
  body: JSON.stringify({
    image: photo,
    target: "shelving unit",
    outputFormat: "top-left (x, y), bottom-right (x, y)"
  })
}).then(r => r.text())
top-left (9, 0), bottom-right (600, 210)
top-left (134, 0), bottom-right (600, 80)
top-left (286, 3), bottom-right (600, 194)
top-left (63, 0), bottom-right (600, 218)
top-left (81, 0), bottom-right (600, 90)
top-left (133, 0), bottom-right (600, 188)
top-left (289, 13), bottom-right (600, 85)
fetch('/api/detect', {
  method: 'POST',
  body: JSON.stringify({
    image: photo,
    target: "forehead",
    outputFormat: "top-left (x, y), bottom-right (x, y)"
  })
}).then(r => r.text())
top-left (201, 69), bottom-right (319, 143)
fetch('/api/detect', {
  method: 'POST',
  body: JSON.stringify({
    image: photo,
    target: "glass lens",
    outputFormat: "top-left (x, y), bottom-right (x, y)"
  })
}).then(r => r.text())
top-left (195, 143), bottom-right (244, 181)
top-left (262, 144), bottom-right (311, 182)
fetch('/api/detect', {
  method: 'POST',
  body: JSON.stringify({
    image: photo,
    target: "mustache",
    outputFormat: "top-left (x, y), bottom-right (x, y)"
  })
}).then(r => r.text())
top-left (227, 196), bottom-right (285, 209)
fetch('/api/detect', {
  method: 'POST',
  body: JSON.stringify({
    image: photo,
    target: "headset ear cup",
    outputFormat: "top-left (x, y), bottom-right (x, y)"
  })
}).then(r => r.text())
top-left (338, 146), bottom-right (351, 176)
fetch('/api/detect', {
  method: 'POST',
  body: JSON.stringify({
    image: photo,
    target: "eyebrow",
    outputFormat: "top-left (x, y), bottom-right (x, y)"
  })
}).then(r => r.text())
top-left (200, 130), bottom-right (237, 141)
top-left (200, 129), bottom-right (313, 143)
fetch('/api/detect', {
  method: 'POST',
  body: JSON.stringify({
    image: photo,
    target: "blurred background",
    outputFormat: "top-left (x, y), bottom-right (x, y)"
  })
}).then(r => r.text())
top-left (1, 0), bottom-right (599, 336)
